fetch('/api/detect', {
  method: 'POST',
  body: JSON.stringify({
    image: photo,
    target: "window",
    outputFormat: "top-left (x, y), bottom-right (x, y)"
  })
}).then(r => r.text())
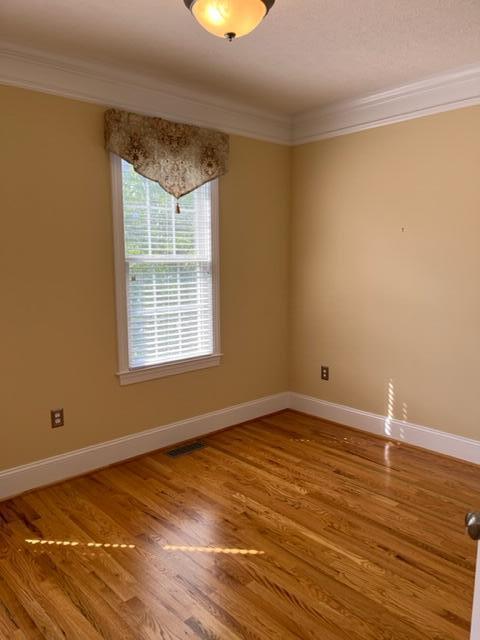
top-left (111, 156), bottom-right (220, 385)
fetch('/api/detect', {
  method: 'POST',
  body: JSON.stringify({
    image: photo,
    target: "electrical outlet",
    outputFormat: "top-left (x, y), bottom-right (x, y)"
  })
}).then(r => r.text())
top-left (321, 366), bottom-right (329, 381)
top-left (51, 408), bottom-right (64, 428)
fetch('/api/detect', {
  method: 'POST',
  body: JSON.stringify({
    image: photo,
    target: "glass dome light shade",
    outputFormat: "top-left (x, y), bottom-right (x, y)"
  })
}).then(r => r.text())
top-left (185, 0), bottom-right (274, 39)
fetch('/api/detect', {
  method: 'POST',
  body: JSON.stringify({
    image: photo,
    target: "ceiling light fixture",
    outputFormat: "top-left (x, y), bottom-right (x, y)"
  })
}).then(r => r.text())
top-left (184, 0), bottom-right (275, 41)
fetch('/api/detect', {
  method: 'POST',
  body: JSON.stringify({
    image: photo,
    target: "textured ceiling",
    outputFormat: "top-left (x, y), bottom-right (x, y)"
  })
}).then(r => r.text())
top-left (1, 0), bottom-right (480, 116)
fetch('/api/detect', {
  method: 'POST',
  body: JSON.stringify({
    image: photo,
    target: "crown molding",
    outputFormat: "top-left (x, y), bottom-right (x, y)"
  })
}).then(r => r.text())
top-left (0, 42), bottom-right (292, 145)
top-left (293, 63), bottom-right (480, 144)
top-left (2, 42), bottom-right (480, 146)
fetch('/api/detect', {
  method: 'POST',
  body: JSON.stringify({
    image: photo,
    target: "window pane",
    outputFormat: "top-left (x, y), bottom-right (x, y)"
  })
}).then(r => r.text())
top-left (127, 262), bottom-right (213, 367)
top-left (121, 160), bottom-right (214, 369)
top-left (122, 160), bottom-right (211, 260)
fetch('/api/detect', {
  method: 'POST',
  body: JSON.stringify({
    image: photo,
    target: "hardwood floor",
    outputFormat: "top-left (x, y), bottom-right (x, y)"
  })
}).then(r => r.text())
top-left (0, 410), bottom-right (478, 639)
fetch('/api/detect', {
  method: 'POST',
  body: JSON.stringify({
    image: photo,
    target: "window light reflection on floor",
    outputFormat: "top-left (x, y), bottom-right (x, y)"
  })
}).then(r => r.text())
top-left (163, 545), bottom-right (264, 555)
top-left (24, 539), bottom-right (264, 556)
top-left (25, 539), bottom-right (135, 549)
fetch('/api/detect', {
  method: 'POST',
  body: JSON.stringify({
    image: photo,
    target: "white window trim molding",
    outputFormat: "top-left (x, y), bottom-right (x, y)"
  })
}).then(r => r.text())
top-left (110, 154), bottom-right (221, 385)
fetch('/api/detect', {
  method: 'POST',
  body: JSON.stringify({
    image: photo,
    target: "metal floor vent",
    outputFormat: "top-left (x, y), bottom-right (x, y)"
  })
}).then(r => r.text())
top-left (166, 441), bottom-right (206, 457)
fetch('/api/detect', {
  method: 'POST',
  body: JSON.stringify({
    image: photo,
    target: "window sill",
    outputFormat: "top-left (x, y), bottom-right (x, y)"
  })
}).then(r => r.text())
top-left (117, 353), bottom-right (222, 386)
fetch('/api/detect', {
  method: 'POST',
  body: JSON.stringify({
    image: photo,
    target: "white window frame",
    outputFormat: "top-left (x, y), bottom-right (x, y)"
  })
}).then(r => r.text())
top-left (110, 154), bottom-right (221, 385)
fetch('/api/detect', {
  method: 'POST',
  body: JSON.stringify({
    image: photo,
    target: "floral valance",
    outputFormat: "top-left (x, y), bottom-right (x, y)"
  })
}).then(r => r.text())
top-left (104, 108), bottom-right (229, 203)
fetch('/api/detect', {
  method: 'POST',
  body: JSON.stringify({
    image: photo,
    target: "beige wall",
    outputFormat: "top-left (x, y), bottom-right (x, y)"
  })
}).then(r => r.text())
top-left (3, 82), bottom-right (480, 472)
top-left (291, 107), bottom-right (480, 440)
top-left (0, 85), bottom-right (290, 470)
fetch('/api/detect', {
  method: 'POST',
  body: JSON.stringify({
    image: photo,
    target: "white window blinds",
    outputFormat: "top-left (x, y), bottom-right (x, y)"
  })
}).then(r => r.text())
top-left (121, 160), bottom-right (215, 369)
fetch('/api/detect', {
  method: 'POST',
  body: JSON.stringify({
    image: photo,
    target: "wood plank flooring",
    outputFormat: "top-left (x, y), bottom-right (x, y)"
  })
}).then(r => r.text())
top-left (0, 410), bottom-right (479, 639)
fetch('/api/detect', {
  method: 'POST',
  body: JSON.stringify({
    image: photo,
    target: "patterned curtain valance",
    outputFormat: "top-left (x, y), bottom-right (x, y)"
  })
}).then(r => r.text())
top-left (104, 109), bottom-right (229, 204)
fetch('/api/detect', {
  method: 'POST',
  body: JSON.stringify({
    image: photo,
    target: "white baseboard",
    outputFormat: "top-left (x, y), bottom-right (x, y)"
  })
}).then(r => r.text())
top-left (289, 392), bottom-right (480, 465)
top-left (2, 391), bottom-right (479, 500)
top-left (0, 392), bottom-right (289, 500)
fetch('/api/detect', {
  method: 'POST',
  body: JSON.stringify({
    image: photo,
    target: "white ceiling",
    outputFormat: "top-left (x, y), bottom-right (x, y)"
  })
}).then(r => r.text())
top-left (1, 0), bottom-right (480, 117)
